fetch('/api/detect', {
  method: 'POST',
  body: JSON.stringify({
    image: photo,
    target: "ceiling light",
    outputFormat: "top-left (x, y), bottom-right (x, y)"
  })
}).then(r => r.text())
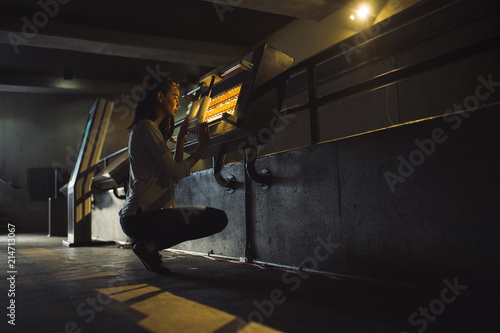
top-left (357, 5), bottom-right (370, 19)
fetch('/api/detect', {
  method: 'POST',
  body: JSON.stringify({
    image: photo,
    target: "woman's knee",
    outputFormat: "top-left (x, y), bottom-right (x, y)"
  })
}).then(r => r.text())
top-left (219, 210), bottom-right (229, 230)
top-left (206, 207), bottom-right (228, 232)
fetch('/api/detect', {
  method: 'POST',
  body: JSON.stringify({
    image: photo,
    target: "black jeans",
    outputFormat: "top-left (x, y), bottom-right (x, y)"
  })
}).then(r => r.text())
top-left (120, 206), bottom-right (228, 250)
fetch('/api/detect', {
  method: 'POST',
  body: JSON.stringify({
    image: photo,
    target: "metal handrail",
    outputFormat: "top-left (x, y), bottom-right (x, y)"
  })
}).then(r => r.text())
top-left (0, 175), bottom-right (21, 190)
top-left (277, 0), bottom-right (500, 143)
top-left (283, 33), bottom-right (500, 115)
top-left (98, 147), bottom-right (128, 168)
top-left (176, 0), bottom-right (500, 144)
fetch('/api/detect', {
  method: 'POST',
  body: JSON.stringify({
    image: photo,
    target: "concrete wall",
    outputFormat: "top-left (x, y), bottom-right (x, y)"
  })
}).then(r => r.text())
top-left (174, 105), bottom-right (500, 292)
top-left (174, 162), bottom-right (247, 258)
top-left (91, 189), bottom-right (129, 243)
top-left (0, 92), bottom-right (132, 232)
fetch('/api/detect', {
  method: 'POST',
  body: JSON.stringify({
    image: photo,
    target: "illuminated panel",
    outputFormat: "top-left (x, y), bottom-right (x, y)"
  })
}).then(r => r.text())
top-left (205, 83), bottom-right (242, 123)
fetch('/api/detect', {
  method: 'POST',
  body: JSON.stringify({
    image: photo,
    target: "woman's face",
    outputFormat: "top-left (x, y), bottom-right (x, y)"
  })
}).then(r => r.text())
top-left (159, 86), bottom-right (180, 119)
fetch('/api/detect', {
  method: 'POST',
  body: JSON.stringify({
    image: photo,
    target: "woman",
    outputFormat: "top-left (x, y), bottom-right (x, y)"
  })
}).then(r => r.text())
top-left (119, 77), bottom-right (228, 275)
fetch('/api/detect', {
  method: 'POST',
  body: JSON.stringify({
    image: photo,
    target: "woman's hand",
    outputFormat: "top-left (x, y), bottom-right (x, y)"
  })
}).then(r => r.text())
top-left (177, 115), bottom-right (190, 142)
top-left (174, 116), bottom-right (190, 162)
top-left (185, 123), bottom-right (210, 167)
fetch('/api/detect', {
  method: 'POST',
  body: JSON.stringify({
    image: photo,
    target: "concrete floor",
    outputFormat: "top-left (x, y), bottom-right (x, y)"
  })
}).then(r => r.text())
top-left (1, 234), bottom-right (498, 333)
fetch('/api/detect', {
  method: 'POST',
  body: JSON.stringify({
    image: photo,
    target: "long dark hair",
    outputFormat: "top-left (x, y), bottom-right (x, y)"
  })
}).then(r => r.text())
top-left (128, 76), bottom-right (179, 141)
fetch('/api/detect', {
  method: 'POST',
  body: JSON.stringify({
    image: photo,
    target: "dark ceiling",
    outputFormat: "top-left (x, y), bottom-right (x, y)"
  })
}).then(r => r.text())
top-left (0, 0), bottom-right (349, 94)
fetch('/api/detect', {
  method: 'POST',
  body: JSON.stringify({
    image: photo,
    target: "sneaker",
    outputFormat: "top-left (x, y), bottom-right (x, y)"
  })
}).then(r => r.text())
top-left (132, 242), bottom-right (171, 275)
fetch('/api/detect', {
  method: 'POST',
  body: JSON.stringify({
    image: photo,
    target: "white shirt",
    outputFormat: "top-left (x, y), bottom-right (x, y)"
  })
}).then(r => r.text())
top-left (119, 119), bottom-right (191, 217)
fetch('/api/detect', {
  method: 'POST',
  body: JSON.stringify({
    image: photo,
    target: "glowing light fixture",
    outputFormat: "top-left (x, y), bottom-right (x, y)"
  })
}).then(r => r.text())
top-left (350, 4), bottom-right (370, 21)
top-left (357, 5), bottom-right (370, 19)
